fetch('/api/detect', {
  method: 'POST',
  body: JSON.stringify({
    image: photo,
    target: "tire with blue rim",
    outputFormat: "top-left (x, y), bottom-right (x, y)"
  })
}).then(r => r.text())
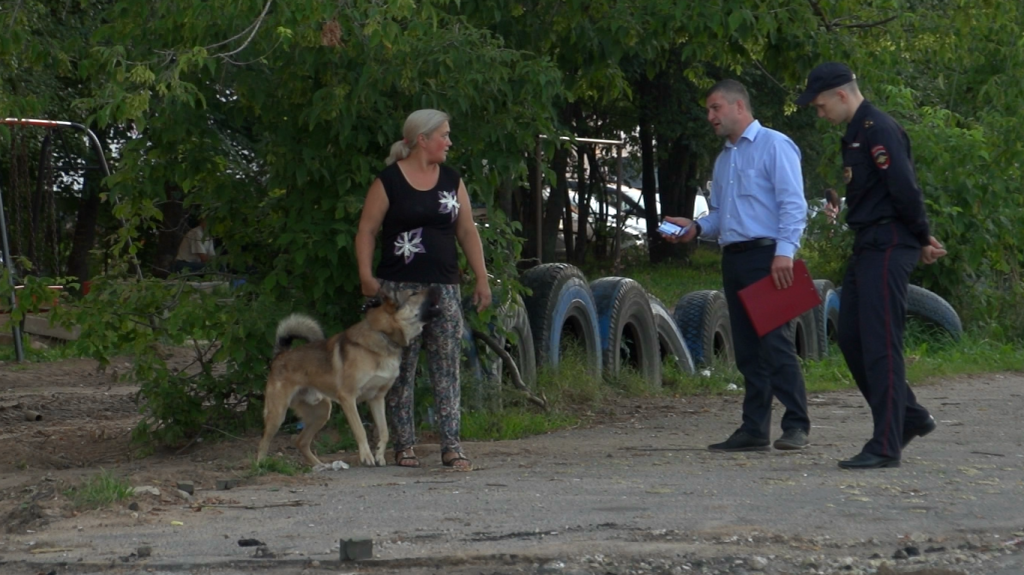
top-left (673, 290), bottom-right (734, 367)
top-left (825, 288), bottom-right (840, 344)
top-left (812, 279), bottom-right (839, 355)
top-left (649, 295), bottom-right (696, 376)
top-left (590, 277), bottom-right (661, 387)
top-left (521, 263), bottom-right (602, 374)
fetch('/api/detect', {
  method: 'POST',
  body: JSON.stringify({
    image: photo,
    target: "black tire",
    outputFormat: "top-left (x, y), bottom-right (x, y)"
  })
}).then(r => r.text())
top-left (673, 290), bottom-right (734, 366)
top-left (462, 294), bottom-right (537, 410)
top-left (521, 263), bottom-right (602, 374)
top-left (590, 277), bottom-right (661, 387)
top-left (500, 294), bottom-right (538, 389)
top-left (788, 308), bottom-right (817, 360)
top-left (649, 295), bottom-right (696, 376)
top-left (907, 284), bottom-right (963, 341)
top-left (835, 284), bottom-right (962, 341)
top-left (812, 279), bottom-right (835, 357)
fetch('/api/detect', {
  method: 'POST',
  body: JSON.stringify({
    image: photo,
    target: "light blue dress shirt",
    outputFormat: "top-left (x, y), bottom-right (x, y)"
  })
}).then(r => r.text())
top-left (696, 120), bottom-right (807, 258)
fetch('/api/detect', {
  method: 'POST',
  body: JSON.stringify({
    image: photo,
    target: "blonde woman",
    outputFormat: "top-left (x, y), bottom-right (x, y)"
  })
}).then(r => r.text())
top-left (356, 109), bottom-right (491, 470)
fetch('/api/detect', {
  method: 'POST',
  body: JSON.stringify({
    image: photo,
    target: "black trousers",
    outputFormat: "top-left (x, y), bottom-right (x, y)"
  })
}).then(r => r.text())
top-left (838, 221), bottom-right (931, 459)
top-left (721, 245), bottom-right (810, 439)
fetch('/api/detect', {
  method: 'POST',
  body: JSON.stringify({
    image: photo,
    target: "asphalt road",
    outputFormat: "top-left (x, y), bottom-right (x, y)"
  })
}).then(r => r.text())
top-left (2, 373), bottom-right (1023, 574)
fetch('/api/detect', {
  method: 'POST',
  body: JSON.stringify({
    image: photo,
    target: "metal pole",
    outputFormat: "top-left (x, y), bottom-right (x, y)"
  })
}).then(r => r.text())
top-left (613, 147), bottom-right (624, 275)
top-left (0, 179), bottom-right (26, 362)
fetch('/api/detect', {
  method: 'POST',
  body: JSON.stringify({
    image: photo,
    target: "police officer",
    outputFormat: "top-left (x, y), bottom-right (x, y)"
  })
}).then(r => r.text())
top-left (796, 63), bottom-right (947, 469)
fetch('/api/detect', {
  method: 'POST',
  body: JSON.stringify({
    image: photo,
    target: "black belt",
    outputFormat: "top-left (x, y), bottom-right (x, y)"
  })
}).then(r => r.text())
top-left (852, 217), bottom-right (895, 231)
top-left (722, 238), bottom-right (775, 254)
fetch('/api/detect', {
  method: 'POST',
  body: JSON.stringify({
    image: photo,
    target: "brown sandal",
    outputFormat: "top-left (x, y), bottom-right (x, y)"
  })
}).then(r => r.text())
top-left (442, 451), bottom-right (472, 471)
top-left (394, 448), bottom-right (420, 468)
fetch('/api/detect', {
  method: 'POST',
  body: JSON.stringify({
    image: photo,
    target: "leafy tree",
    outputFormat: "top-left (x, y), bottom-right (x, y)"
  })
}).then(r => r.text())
top-left (55, 0), bottom-right (562, 444)
top-left (4, 0), bottom-right (1023, 447)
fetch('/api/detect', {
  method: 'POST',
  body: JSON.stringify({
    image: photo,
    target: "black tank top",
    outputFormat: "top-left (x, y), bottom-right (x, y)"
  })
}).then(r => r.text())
top-left (375, 162), bottom-right (462, 285)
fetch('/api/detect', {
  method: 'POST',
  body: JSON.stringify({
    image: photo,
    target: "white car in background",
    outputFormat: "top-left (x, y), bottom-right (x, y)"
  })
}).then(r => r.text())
top-left (553, 183), bottom-right (710, 252)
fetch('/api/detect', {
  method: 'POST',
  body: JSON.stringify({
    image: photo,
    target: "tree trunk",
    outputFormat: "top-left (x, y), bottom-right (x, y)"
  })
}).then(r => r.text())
top-left (521, 153), bottom-right (539, 263)
top-left (541, 147), bottom-right (569, 263)
top-left (571, 146), bottom-right (590, 263)
top-left (638, 78), bottom-right (674, 264)
top-left (658, 135), bottom-right (699, 220)
top-left (31, 132), bottom-right (52, 271)
top-left (65, 130), bottom-right (105, 288)
top-left (64, 178), bottom-right (101, 287)
top-left (655, 134), bottom-right (700, 262)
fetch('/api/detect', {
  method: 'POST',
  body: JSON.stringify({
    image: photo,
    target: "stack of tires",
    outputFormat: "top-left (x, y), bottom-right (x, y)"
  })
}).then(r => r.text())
top-left (463, 263), bottom-right (696, 392)
top-left (518, 264), bottom-right (695, 388)
top-left (462, 261), bottom-right (962, 395)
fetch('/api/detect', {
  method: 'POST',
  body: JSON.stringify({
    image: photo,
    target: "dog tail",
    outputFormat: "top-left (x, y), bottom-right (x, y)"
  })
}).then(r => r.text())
top-left (273, 313), bottom-right (325, 355)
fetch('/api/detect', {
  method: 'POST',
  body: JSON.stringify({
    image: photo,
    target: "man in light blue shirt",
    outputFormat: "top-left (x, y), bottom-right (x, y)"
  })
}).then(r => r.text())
top-left (663, 79), bottom-right (810, 452)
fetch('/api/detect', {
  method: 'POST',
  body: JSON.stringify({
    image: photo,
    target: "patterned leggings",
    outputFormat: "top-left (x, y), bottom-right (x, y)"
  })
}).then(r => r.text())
top-left (380, 280), bottom-right (464, 457)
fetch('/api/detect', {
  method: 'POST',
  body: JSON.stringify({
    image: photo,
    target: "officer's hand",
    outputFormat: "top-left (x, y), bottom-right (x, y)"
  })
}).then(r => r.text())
top-left (659, 216), bottom-right (698, 244)
top-left (771, 256), bottom-right (794, 290)
top-left (920, 236), bottom-right (947, 265)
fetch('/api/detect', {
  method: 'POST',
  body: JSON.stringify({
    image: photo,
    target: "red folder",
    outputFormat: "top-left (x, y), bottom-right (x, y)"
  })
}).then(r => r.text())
top-left (738, 259), bottom-right (821, 337)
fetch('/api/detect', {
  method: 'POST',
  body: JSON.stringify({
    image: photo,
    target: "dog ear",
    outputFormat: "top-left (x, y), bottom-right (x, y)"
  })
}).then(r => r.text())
top-left (389, 288), bottom-right (416, 308)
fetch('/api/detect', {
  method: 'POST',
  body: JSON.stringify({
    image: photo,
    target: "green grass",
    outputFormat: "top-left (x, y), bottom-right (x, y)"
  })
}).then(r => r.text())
top-left (534, 341), bottom-right (612, 408)
top-left (311, 415), bottom-right (360, 455)
top-left (462, 408), bottom-right (578, 441)
top-left (460, 342), bottom-right (599, 441)
top-left (249, 455), bottom-right (306, 477)
top-left (0, 337), bottom-right (85, 363)
top-left (463, 255), bottom-right (1024, 442)
top-left (582, 245), bottom-right (724, 308)
top-left (63, 469), bottom-right (133, 510)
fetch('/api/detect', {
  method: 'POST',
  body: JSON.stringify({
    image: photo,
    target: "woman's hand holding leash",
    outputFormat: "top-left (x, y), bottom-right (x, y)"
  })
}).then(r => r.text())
top-left (361, 276), bottom-right (381, 298)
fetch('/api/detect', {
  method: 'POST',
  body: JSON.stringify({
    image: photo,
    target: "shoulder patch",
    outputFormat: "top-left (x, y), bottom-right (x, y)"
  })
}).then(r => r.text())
top-left (864, 119), bottom-right (874, 128)
top-left (871, 145), bottom-right (890, 169)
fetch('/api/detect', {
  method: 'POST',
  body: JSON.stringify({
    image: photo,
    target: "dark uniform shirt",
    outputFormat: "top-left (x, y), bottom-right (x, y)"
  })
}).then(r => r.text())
top-left (841, 100), bottom-right (931, 246)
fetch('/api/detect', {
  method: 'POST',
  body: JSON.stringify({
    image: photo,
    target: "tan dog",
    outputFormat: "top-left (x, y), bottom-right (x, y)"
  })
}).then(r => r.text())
top-left (257, 286), bottom-right (441, 467)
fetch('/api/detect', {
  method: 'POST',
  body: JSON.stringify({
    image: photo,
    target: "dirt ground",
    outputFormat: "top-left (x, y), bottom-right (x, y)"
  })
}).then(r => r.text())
top-left (1, 354), bottom-right (1023, 575)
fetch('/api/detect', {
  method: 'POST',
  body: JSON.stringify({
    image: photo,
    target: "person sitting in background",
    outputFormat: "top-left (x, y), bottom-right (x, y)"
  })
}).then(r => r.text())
top-left (173, 217), bottom-right (215, 273)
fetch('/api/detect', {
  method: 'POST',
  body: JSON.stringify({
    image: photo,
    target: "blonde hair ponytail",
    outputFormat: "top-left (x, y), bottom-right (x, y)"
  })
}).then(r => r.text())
top-left (384, 109), bottom-right (451, 166)
top-left (385, 140), bottom-right (411, 166)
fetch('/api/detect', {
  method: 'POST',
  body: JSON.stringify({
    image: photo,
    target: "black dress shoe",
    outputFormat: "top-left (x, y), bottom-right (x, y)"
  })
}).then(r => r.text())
top-left (773, 428), bottom-right (809, 450)
top-left (902, 415), bottom-right (937, 448)
top-left (838, 452), bottom-right (901, 469)
top-left (708, 430), bottom-right (770, 452)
